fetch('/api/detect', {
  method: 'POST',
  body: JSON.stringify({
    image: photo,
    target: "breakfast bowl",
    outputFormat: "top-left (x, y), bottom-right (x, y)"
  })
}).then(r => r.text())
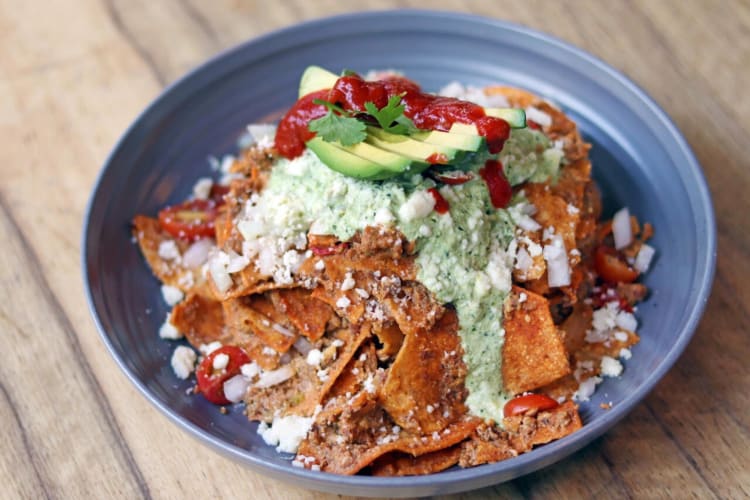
top-left (82, 10), bottom-right (715, 497)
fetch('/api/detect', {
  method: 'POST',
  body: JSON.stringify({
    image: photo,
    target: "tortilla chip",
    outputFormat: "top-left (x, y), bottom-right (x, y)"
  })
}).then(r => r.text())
top-left (379, 309), bottom-right (467, 434)
top-left (169, 293), bottom-right (225, 348)
top-left (370, 446), bottom-right (461, 476)
top-left (459, 401), bottom-right (581, 467)
top-left (132, 216), bottom-right (214, 298)
top-left (372, 321), bottom-right (404, 361)
top-left (269, 288), bottom-right (334, 341)
top-left (244, 323), bottom-right (372, 421)
top-left (525, 184), bottom-right (579, 257)
top-left (297, 388), bottom-right (480, 475)
top-left (327, 341), bottom-right (377, 400)
top-left (502, 287), bottom-right (570, 395)
top-left (223, 294), bottom-right (298, 354)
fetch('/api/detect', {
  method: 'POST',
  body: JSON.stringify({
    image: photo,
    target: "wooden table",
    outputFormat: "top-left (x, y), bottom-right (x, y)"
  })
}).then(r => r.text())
top-left (2, 0), bottom-right (748, 498)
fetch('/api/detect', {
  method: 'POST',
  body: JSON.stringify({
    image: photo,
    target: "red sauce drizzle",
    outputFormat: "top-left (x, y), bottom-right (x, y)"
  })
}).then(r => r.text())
top-left (479, 160), bottom-right (512, 209)
top-left (275, 74), bottom-right (512, 159)
top-left (428, 188), bottom-right (450, 214)
top-left (274, 90), bottom-right (329, 159)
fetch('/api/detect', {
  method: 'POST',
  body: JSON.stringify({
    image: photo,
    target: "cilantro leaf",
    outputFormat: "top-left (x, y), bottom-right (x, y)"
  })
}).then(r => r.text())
top-left (308, 100), bottom-right (366, 146)
top-left (364, 94), bottom-right (419, 135)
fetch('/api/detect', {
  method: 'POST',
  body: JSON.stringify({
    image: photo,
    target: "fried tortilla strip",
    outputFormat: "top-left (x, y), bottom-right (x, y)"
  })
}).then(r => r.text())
top-left (525, 184), bottom-right (580, 258)
top-left (559, 301), bottom-right (594, 355)
top-left (370, 446), bottom-right (462, 476)
top-left (502, 286), bottom-right (570, 395)
top-left (372, 321), bottom-right (404, 361)
top-left (297, 388), bottom-right (481, 475)
top-left (132, 216), bottom-right (214, 298)
top-left (269, 288), bottom-right (334, 341)
top-left (458, 401), bottom-right (581, 467)
top-left (380, 309), bottom-right (467, 434)
top-left (223, 294), bottom-right (298, 354)
top-left (170, 293), bottom-right (225, 348)
top-left (327, 341), bottom-right (377, 400)
top-left (372, 279), bottom-right (444, 337)
top-left (245, 323), bottom-right (372, 421)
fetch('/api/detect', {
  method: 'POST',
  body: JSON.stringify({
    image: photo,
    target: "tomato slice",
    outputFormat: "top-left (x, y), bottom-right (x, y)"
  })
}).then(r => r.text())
top-left (427, 188), bottom-right (450, 214)
top-left (479, 159), bottom-right (512, 209)
top-left (158, 199), bottom-right (219, 242)
top-left (504, 393), bottom-right (559, 418)
top-left (195, 346), bottom-right (251, 405)
top-left (594, 245), bottom-right (639, 284)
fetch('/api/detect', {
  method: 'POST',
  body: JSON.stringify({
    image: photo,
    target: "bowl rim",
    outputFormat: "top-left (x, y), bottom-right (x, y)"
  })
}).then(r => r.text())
top-left (82, 8), bottom-right (717, 495)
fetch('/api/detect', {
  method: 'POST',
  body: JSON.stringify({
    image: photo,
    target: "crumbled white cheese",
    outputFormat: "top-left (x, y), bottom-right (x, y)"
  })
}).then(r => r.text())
top-left (363, 374), bottom-right (375, 393)
top-left (615, 311), bottom-right (638, 332)
top-left (257, 414), bottom-right (314, 453)
top-left (567, 203), bottom-right (580, 215)
top-left (335, 296), bottom-right (351, 309)
top-left (354, 288), bottom-right (369, 299)
top-left (340, 272), bottom-right (356, 291)
top-left (543, 234), bottom-right (571, 287)
top-left (573, 376), bottom-right (602, 402)
top-left (158, 313), bottom-right (182, 340)
top-left (158, 240), bottom-right (180, 261)
top-left (314, 259), bottom-right (325, 271)
top-left (316, 368), bottom-right (329, 382)
top-left (374, 207), bottom-right (395, 225)
top-left (212, 352), bottom-right (229, 371)
top-left (262, 346), bottom-right (277, 357)
top-left (192, 177), bottom-right (213, 200)
top-left (306, 349), bottom-right (323, 366)
top-left (518, 292), bottom-right (528, 303)
top-left (619, 348), bottom-right (633, 360)
top-left (426, 404), bottom-right (435, 414)
top-left (418, 224), bottom-right (432, 237)
top-left (160, 285), bottom-right (184, 306)
top-left (171, 346), bottom-right (196, 380)
top-left (199, 341), bottom-right (222, 355)
top-left (600, 356), bottom-right (624, 377)
top-left (398, 190), bottom-right (435, 222)
top-left (614, 331), bottom-right (629, 342)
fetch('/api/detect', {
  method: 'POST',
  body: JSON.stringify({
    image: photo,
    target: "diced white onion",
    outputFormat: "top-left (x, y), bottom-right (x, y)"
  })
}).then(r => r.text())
top-left (223, 374), bottom-right (250, 403)
top-left (525, 106), bottom-right (552, 127)
top-left (543, 235), bottom-right (571, 287)
top-left (182, 239), bottom-right (213, 269)
top-left (272, 323), bottom-right (294, 337)
top-left (515, 247), bottom-right (532, 273)
top-left (255, 365), bottom-right (295, 388)
top-left (208, 255), bottom-right (232, 294)
top-left (612, 207), bottom-right (633, 250)
top-left (634, 243), bottom-right (655, 272)
top-left (517, 215), bottom-right (542, 232)
top-left (293, 337), bottom-right (314, 356)
top-left (226, 251), bottom-right (250, 273)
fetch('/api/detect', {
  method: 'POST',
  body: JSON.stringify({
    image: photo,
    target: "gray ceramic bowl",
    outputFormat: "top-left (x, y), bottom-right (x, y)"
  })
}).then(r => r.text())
top-left (83, 10), bottom-right (716, 497)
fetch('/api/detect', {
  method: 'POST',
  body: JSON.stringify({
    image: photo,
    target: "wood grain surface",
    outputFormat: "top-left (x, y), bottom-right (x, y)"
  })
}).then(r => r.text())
top-left (1, 0), bottom-right (748, 498)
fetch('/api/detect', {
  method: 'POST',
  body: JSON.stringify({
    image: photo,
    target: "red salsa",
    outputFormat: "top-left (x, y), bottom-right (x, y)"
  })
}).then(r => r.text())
top-left (274, 73), bottom-right (511, 159)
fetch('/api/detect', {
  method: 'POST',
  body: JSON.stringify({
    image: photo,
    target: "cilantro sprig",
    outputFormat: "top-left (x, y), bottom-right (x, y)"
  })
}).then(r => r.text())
top-left (308, 99), bottom-right (367, 146)
top-left (364, 94), bottom-right (418, 135)
top-left (308, 94), bottom-right (418, 146)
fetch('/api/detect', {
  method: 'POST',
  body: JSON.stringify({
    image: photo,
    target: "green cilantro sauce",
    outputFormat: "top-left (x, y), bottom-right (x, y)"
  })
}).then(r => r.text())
top-left (249, 128), bottom-right (560, 423)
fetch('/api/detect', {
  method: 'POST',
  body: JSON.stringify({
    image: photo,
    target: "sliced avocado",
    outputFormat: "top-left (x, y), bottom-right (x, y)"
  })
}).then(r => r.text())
top-left (449, 123), bottom-right (480, 135)
top-left (298, 66), bottom-right (339, 98)
top-left (410, 128), bottom-right (484, 151)
top-left (484, 108), bottom-right (527, 128)
top-left (306, 137), bottom-right (426, 180)
top-left (366, 127), bottom-right (460, 164)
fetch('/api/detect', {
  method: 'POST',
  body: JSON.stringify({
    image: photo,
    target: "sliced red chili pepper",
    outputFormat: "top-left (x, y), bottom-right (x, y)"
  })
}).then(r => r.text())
top-left (195, 345), bottom-right (251, 405)
top-left (427, 188), bottom-right (450, 214)
top-left (479, 159), bottom-right (512, 209)
top-left (594, 245), bottom-right (639, 284)
top-left (432, 171), bottom-right (474, 185)
top-left (426, 152), bottom-right (449, 165)
top-left (591, 283), bottom-right (633, 312)
top-left (504, 393), bottom-right (559, 418)
top-left (527, 119), bottom-right (542, 130)
top-left (158, 199), bottom-right (219, 242)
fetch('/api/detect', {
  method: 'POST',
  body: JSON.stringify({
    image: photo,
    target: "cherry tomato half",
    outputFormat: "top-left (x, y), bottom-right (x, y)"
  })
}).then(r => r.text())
top-left (504, 393), bottom-right (559, 418)
top-left (594, 245), bottom-right (639, 284)
top-left (158, 199), bottom-right (219, 242)
top-left (195, 345), bottom-right (250, 405)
